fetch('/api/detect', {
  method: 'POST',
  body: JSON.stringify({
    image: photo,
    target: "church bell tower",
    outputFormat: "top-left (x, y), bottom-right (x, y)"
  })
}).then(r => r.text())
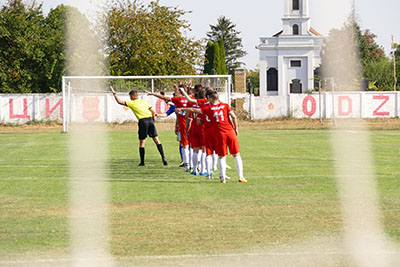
top-left (282, 0), bottom-right (311, 36)
top-left (257, 0), bottom-right (323, 96)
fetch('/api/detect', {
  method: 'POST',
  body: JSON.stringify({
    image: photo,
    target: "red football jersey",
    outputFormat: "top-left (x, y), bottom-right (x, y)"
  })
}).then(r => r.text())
top-left (188, 101), bottom-right (203, 133)
top-left (196, 98), bottom-right (208, 107)
top-left (171, 96), bottom-right (188, 127)
top-left (171, 96), bottom-right (188, 114)
top-left (201, 102), bottom-right (235, 134)
top-left (195, 99), bottom-right (211, 130)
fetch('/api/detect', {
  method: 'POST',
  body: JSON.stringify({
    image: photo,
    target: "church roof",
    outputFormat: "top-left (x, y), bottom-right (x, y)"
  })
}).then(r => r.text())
top-left (309, 27), bottom-right (322, 36)
top-left (273, 30), bottom-right (283, 37)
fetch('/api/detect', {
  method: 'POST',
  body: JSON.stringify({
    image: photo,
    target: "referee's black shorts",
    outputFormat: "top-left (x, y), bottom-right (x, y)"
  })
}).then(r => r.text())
top-left (138, 117), bottom-right (158, 140)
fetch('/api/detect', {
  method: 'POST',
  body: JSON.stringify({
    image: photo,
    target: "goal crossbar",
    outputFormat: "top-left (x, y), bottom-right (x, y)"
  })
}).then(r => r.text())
top-left (62, 75), bottom-right (232, 133)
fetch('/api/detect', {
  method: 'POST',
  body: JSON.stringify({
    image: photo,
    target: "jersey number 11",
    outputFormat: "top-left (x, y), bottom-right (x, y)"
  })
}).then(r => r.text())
top-left (214, 110), bottom-right (225, 122)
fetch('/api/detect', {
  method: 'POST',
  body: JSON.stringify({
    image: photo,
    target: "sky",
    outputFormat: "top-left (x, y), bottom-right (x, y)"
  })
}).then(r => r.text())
top-left (3, 0), bottom-right (400, 69)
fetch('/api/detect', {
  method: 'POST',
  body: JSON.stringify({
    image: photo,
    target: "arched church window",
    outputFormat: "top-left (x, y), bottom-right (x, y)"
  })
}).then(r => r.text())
top-left (267, 68), bottom-right (278, 92)
top-left (293, 0), bottom-right (299, 10)
top-left (293, 24), bottom-right (299, 35)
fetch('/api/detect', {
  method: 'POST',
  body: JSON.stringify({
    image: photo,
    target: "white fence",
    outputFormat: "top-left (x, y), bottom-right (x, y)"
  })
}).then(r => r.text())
top-left (246, 92), bottom-right (400, 120)
top-left (0, 92), bottom-right (399, 124)
top-left (0, 93), bottom-right (178, 124)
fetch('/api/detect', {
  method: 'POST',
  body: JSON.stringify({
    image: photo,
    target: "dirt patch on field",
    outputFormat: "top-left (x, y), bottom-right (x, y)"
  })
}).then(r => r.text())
top-left (1, 119), bottom-right (399, 134)
top-left (111, 202), bottom-right (179, 211)
top-left (0, 122), bottom-right (63, 134)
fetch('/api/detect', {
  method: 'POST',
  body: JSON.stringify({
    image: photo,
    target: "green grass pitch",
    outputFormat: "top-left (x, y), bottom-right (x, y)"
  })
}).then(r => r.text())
top-left (0, 129), bottom-right (400, 261)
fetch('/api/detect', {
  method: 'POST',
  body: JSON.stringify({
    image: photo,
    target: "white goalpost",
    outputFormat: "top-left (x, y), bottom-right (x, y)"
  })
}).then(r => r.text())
top-left (62, 75), bottom-right (232, 133)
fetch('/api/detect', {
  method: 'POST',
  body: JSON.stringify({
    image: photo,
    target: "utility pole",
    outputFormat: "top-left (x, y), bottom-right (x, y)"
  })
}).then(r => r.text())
top-left (247, 79), bottom-right (253, 120)
top-left (351, 0), bottom-right (356, 34)
top-left (319, 79), bottom-right (322, 126)
top-left (392, 35), bottom-right (397, 91)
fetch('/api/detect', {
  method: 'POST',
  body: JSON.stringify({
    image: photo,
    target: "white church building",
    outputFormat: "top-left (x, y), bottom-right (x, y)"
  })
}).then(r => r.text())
top-left (257, 0), bottom-right (323, 96)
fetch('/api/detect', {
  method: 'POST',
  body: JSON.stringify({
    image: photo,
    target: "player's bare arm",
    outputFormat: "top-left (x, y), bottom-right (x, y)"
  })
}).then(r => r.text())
top-left (186, 115), bottom-right (192, 136)
top-left (176, 107), bottom-right (202, 114)
top-left (229, 110), bottom-right (239, 134)
top-left (110, 86), bottom-right (126, 106)
top-left (144, 90), bottom-right (171, 102)
top-left (179, 87), bottom-right (196, 104)
top-left (156, 113), bottom-right (168, 118)
top-left (174, 112), bottom-right (179, 135)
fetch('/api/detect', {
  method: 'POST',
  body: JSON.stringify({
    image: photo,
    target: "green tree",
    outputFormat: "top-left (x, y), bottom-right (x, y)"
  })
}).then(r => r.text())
top-left (321, 19), bottom-right (360, 90)
top-left (395, 43), bottom-right (400, 89)
top-left (321, 15), bottom-right (393, 90)
top-left (359, 29), bottom-right (385, 63)
top-left (395, 43), bottom-right (400, 59)
top-left (207, 16), bottom-right (247, 74)
top-left (359, 29), bottom-right (392, 91)
top-left (0, 1), bottom-right (97, 93)
top-left (0, 0), bottom-right (46, 93)
top-left (42, 5), bottom-right (68, 92)
top-left (247, 68), bottom-right (260, 94)
top-left (204, 39), bottom-right (226, 75)
top-left (204, 41), bottom-right (215, 75)
top-left (103, 0), bottom-right (202, 76)
top-left (216, 39), bottom-right (227, 75)
top-left (359, 29), bottom-right (387, 80)
top-left (65, 5), bottom-right (105, 76)
top-left (364, 59), bottom-right (393, 91)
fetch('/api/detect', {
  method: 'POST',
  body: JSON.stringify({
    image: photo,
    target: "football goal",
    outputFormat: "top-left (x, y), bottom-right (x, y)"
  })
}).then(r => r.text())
top-left (62, 75), bottom-right (232, 133)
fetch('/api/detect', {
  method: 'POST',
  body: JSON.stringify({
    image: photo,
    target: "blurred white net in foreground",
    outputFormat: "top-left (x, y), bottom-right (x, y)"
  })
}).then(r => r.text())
top-left (66, 4), bottom-right (114, 267)
top-left (323, 4), bottom-right (397, 267)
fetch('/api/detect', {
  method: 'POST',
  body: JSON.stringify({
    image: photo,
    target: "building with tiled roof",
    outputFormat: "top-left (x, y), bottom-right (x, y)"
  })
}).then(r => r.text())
top-left (257, 0), bottom-right (323, 96)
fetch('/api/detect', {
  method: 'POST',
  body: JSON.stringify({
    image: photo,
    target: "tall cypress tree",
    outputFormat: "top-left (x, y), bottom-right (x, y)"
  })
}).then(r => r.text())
top-left (204, 39), bottom-right (227, 75)
top-left (216, 39), bottom-right (227, 75)
top-left (204, 41), bottom-right (215, 74)
top-left (207, 16), bottom-right (247, 74)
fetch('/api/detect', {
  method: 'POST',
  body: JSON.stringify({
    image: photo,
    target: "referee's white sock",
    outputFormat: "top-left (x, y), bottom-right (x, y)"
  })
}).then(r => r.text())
top-left (206, 155), bottom-right (212, 175)
top-left (218, 157), bottom-right (227, 180)
top-left (234, 155), bottom-right (244, 178)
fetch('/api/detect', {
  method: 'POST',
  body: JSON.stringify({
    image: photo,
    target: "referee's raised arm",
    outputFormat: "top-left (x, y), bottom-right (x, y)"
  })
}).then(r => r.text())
top-left (110, 86), bottom-right (126, 106)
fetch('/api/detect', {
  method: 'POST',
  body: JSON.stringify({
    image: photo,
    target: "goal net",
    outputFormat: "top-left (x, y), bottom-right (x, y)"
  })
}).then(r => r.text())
top-left (62, 75), bottom-right (232, 132)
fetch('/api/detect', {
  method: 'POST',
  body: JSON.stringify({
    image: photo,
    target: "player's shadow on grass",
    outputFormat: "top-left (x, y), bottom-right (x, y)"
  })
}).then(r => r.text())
top-left (109, 158), bottom-right (195, 182)
top-left (108, 178), bottom-right (205, 184)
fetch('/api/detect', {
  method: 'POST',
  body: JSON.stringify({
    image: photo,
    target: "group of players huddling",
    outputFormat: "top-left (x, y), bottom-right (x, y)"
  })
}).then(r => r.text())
top-left (110, 82), bottom-right (247, 184)
top-left (147, 83), bottom-right (247, 184)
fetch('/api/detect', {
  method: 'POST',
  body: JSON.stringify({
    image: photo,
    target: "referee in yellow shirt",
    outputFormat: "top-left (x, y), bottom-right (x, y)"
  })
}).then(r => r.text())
top-left (110, 86), bottom-right (167, 166)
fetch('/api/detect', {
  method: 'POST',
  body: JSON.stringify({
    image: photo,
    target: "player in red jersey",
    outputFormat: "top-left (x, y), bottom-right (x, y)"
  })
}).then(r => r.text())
top-left (180, 87), bottom-right (228, 179)
top-left (145, 85), bottom-right (192, 171)
top-left (177, 91), bottom-right (247, 183)
top-left (186, 89), bottom-right (208, 176)
top-left (184, 87), bottom-right (196, 172)
top-left (180, 87), bottom-right (217, 179)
